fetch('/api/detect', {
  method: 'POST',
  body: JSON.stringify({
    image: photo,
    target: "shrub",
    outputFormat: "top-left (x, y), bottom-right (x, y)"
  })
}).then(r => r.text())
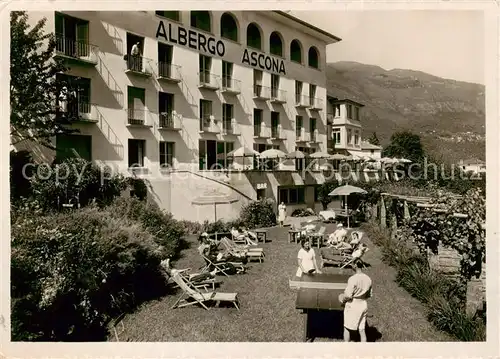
top-left (291, 208), bottom-right (315, 217)
top-left (106, 197), bottom-right (186, 258)
top-left (11, 206), bottom-right (168, 341)
top-left (177, 220), bottom-right (203, 235)
top-left (239, 198), bottom-right (276, 228)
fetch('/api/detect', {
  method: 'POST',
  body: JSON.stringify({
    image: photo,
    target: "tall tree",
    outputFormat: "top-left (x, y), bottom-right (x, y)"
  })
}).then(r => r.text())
top-left (10, 11), bottom-right (77, 149)
top-left (383, 130), bottom-right (425, 162)
top-left (367, 131), bottom-right (380, 146)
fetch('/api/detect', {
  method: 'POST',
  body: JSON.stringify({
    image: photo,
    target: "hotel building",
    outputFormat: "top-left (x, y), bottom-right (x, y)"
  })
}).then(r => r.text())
top-left (24, 10), bottom-right (344, 221)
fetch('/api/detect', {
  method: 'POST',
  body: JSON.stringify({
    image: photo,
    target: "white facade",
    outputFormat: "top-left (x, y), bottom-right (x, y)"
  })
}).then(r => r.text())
top-left (23, 11), bottom-right (341, 221)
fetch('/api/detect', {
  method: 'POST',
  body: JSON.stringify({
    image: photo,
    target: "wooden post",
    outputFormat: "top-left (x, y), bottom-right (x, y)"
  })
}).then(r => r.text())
top-left (380, 196), bottom-right (386, 228)
top-left (404, 200), bottom-right (410, 221)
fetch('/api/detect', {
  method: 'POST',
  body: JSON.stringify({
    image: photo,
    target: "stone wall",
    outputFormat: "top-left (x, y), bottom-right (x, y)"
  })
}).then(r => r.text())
top-left (466, 264), bottom-right (486, 315)
top-left (427, 244), bottom-right (461, 277)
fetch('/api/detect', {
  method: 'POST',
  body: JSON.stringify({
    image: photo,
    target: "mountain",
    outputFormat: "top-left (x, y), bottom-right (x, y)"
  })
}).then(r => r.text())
top-left (326, 61), bottom-right (485, 163)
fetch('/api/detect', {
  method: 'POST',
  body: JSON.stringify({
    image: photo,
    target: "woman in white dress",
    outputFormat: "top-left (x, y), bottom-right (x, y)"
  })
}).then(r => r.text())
top-left (296, 239), bottom-right (322, 277)
top-left (278, 202), bottom-right (287, 227)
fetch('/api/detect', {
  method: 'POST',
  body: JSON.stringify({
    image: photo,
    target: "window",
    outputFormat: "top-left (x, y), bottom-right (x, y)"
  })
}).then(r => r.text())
top-left (199, 99), bottom-right (212, 121)
top-left (347, 129), bottom-right (352, 145)
top-left (199, 55), bottom-right (212, 83)
top-left (346, 104), bottom-right (353, 119)
top-left (253, 108), bottom-right (263, 136)
top-left (271, 74), bottom-right (280, 97)
top-left (222, 61), bottom-right (233, 88)
top-left (155, 11), bottom-right (180, 21)
top-left (159, 92), bottom-right (174, 127)
top-left (253, 69), bottom-right (263, 96)
top-left (128, 139), bottom-right (146, 167)
top-left (332, 128), bottom-right (341, 144)
top-left (309, 84), bottom-right (316, 105)
top-left (190, 11), bottom-right (211, 32)
top-left (308, 46), bottom-right (319, 68)
top-left (296, 116), bottom-right (303, 138)
top-left (271, 111), bottom-right (280, 138)
top-left (290, 39), bottom-right (302, 63)
top-left (354, 106), bottom-right (360, 121)
top-left (158, 42), bottom-right (173, 77)
top-left (222, 103), bottom-right (233, 132)
top-left (54, 13), bottom-right (89, 58)
top-left (310, 118), bottom-right (317, 141)
top-left (220, 12), bottom-right (238, 41)
top-left (256, 188), bottom-right (266, 200)
top-left (279, 187), bottom-right (306, 204)
top-left (247, 23), bottom-right (262, 50)
top-left (127, 86), bottom-right (145, 125)
top-left (295, 81), bottom-right (302, 103)
top-left (334, 104), bottom-right (341, 117)
top-left (159, 141), bottom-right (175, 167)
top-left (56, 134), bottom-right (92, 162)
top-left (269, 31), bottom-right (283, 57)
top-left (56, 74), bottom-right (91, 116)
top-left (354, 132), bottom-right (359, 146)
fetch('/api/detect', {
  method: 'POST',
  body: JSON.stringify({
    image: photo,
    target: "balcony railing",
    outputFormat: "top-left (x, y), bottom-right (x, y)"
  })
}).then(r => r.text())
top-left (58, 96), bottom-right (98, 123)
top-left (159, 112), bottom-right (182, 131)
top-left (199, 115), bottom-right (220, 133)
top-left (253, 124), bottom-right (270, 138)
top-left (253, 84), bottom-right (271, 100)
top-left (271, 126), bottom-right (285, 140)
top-left (125, 56), bottom-right (153, 77)
top-left (157, 62), bottom-right (182, 83)
top-left (309, 130), bottom-right (320, 143)
top-left (295, 94), bottom-right (309, 108)
top-left (221, 76), bottom-right (241, 94)
top-left (270, 88), bottom-right (287, 104)
top-left (198, 71), bottom-right (220, 90)
top-left (309, 97), bottom-right (324, 110)
top-left (222, 118), bottom-right (240, 135)
top-left (55, 35), bottom-right (99, 65)
top-left (127, 108), bottom-right (151, 126)
top-left (296, 130), bottom-right (310, 142)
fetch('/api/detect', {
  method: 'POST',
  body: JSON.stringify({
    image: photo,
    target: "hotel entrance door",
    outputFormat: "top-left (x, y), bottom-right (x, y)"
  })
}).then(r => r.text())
top-left (206, 140), bottom-right (217, 170)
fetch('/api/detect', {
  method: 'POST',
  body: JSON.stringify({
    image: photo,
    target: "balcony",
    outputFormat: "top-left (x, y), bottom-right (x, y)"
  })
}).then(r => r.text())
top-left (270, 88), bottom-right (287, 104)
top-left (253, 85), bottom-right (271, 100)
top-left (221, 77), bottom-right (241, 95)
top-left (309, 130), bottom-right (321, 144)
top-left (58, 97), bottom-right (99, 123)
top-left (222, 118), bottom-right (240, 136)
top-left (295, 130), bottom-right (310, 143)
top-left (270, 126), bottom-right (286, 140)
top-left (157, 62), bottom-right (182, 84)
top-left (158, 112), bottom-right (182, 131)
top-left (54, 35), bottom-right (99, 66)
top-left (199, 115), bottom-right (220, 133)
top-left (253, 124), bottom-right (270, 138)
top-left (125, 56), bottom-right (153, 77)
top-left (295, 94), bottom-right (309, 108)
top-left (309, 97), bottom-right (324, 111)
top-left (127, 108), bottom-right (152, 127)
top-left (198, 71), bottom-right (220, 91)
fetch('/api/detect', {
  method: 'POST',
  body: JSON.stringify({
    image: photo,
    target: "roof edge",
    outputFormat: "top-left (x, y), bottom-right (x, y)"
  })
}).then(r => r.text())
top-left (273, 11), bottom-right (342, 43)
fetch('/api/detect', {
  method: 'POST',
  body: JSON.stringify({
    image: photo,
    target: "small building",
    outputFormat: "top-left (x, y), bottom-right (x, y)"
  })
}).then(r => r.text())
top-left (459, 159), bottom-right (486, 174)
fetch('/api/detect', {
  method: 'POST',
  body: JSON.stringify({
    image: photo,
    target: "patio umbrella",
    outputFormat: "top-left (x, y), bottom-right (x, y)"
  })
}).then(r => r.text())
top-left (260, 148), bottom-right (287, 159)
top-left (286, 150), bottom-right (307, 159)
top-left (309, 151), bottom-right (331, 159)
top-left (328, 184), bottom-right (367, 228)
top-left (330, 153), bottom-right (347, 160)
top-left (227, 146), bottom-right (259, 157)
top-left (397, 158), bottom-right (412, 163)
top-left (192, 188), bottom-right (239, 222)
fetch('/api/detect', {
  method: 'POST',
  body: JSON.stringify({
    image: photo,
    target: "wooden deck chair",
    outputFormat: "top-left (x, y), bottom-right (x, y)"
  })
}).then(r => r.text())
top-left (200, 253), bottom-right (246, 276)
top-left (219, 237), bottom-right (264, 260)
top-left (309, 226), bottom-right (326, 248)
top-left (170, 272), bottom-right (240, 310)
top-left (223, 237), bottom-right (264, 253)
top-left (341, 245), bottom-right (369, 269)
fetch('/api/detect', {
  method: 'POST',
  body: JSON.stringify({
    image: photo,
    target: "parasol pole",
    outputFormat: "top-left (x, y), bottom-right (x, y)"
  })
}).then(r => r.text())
top-left (345, 194), bottom-right (350, 228)
top-left (214, 203), bottom-right (217, 222)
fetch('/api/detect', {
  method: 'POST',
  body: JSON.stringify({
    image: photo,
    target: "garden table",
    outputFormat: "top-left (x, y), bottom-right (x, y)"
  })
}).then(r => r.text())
top-left (254, 229), bottom-right (267, 243)
top-left (288, 230), bottom-right (300, 243)
top-left (291, 271), bottom-right (350, 342)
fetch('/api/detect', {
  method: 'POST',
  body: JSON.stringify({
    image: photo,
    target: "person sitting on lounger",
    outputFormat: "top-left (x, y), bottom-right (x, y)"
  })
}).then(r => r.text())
top-left (349, 231), bottom-right (362, 249)
top-left (338, 259), bottom-right (373, 342)
top-left (326, 223), bottom-right (348, 247)
top-left (296, 239), bottom-right (322, 277)
top-left (199, 236), bottom-right (248, 265)
top-left (161, 258), bottom-right (216, 282)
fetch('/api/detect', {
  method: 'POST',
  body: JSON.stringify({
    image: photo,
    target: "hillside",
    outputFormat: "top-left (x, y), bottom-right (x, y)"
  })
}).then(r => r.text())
top-left (326, 61), bottom-right (485, 163)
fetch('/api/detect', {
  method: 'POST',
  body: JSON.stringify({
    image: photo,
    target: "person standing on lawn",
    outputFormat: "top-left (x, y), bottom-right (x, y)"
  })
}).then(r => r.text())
top-left (278, 202), bottom-right (287, 227)
top-left (339, 259), bottom-right (373, 342)
top-left (296, 239), bottom-right (322, 277)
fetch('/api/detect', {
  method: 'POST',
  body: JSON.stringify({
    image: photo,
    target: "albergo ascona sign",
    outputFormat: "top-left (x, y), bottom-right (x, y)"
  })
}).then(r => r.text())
top-left (156, 20), bottom-right (286, 75)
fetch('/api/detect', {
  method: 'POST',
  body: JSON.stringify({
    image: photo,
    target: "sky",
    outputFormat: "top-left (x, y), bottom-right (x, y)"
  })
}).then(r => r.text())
top-left (291, 11), bottom-right (484, 84)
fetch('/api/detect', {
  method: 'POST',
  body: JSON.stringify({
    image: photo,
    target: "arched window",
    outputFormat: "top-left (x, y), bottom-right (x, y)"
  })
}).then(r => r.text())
top-left (269, 31), bottom-right (283, 57)
top-left (247, 23), bottom-right (262, 50)
top-left (190, 11), bottom-right (211, 32)
top-left (308, 46), bottom-right (319, 68)
top-left (220, 12), bottom-right (238, 41)
top-left (290, 39), bottom-right (302, 63)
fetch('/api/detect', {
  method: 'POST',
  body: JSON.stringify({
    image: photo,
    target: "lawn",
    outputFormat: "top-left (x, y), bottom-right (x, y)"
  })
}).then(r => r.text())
top-left (113, 220), bottom-right (454, 342)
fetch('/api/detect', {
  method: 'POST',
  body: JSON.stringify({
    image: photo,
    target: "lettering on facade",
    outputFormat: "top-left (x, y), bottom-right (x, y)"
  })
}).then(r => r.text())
top-left (156, 20), bottom-right (286, 76)
top-left (242, 49), bottom-right (286, 76)
top-left (156, 20), bottom-right (226, 57)
top-left (256, 183), bottom-right (267, 189)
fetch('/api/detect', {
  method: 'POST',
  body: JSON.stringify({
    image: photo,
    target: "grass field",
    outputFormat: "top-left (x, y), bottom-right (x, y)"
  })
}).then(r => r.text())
top-left (113, 220), bottom-right (454, 342)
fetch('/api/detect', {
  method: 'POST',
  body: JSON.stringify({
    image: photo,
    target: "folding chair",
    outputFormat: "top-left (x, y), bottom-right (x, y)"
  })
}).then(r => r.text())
top-left (200, 254), bottom-right (246, 276)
